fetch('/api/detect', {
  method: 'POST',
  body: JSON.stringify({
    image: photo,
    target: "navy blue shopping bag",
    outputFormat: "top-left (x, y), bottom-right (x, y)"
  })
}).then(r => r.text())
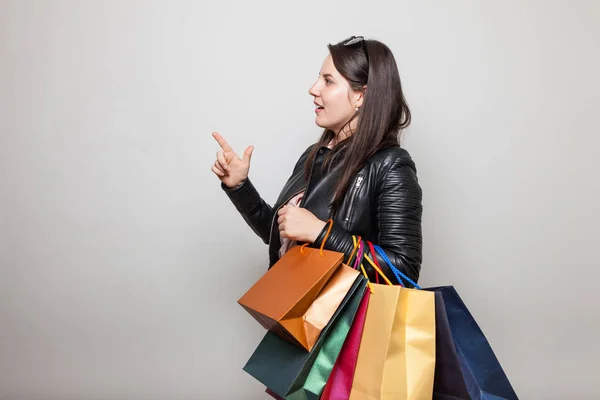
top-left (426, 286), bottom-right (519, 400)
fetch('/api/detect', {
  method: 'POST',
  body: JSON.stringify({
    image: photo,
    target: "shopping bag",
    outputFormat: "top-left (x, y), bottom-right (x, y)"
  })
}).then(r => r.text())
top-left (320, 289), bottom-right (371, 400)
top-left (349, 243), bottom-right (436, 400)
top-left (243, 275), bottom-right (368, 398)
top-left (265, 388), bottom-right (284, 400)
top-left (426, 286), bottom-right (519, 400)
top-left (238, 222), bottom-right (359, 351)
top-left (430, 290), bottom-right (470, 399)
top-left (349, 284), bottom-right (436, 399)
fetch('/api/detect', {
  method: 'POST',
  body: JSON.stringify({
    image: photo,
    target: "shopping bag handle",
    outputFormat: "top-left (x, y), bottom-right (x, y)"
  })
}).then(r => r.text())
top-left (362, 254), bottom-right (394, 286)
top-left (352, 238), bottom-right (364, 270)
top-left (373, 245), bottom-right (421, 289)
top-left (347, 235), bottom-right (362, 266)
top-left (352, 236), bottom-right (374, 294)
top-left (366, 241), bottom-right (381, 285)
top-left (300, 219), bottom-right (333, 256)
top-left (351, 237), bottom-right (395, 291)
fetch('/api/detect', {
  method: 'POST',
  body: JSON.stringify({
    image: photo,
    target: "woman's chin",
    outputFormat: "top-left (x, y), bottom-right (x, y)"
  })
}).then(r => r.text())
top-left (314, 116), bottom-right (329, 129)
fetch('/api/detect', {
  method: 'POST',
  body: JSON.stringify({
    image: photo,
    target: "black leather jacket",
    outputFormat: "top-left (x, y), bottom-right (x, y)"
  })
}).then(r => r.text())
top-left (222, 143), bottom-right (423, 286)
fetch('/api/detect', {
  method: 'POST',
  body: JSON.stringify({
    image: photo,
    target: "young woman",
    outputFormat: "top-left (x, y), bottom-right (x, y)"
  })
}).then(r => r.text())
top-left (211, 36), bottom-right (422, 285)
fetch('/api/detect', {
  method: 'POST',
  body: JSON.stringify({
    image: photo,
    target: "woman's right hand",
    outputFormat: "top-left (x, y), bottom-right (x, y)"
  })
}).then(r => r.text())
top-left (211, 132), bottom-right (254, 188)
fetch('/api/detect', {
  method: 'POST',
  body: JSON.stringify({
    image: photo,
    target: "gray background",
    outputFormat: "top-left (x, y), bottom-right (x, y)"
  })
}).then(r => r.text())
top-left (1, 1), bottom-right (599, 399)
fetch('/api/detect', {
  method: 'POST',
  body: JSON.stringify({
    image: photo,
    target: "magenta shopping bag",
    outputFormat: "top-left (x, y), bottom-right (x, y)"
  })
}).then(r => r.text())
top-left (320, 289), bottom-right (370, 400)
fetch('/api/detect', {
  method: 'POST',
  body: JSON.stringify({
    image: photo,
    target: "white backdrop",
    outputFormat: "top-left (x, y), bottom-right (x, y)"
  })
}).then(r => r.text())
top-left (1, 1), bottom-right (599, 399)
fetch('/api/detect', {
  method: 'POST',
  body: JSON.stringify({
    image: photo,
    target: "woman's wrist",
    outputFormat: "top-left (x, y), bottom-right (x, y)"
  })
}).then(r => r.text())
top-left (309, 220), bottom-right (329, 244)
top-left (223, 179), bottom-right (247, 190)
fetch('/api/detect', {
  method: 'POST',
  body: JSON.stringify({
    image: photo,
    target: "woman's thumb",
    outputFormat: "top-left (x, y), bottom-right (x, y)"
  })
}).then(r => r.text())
top-left (242, 145), bottom-right (254, 163)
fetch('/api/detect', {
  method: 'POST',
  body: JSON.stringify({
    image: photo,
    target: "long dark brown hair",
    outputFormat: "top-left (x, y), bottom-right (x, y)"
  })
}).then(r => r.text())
top-left (304, 38), bottom-right (412, 210)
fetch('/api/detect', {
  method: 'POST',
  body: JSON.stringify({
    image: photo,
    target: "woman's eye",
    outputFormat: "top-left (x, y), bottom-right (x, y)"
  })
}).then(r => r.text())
top-left (325, 79), bottom-right (333, 85)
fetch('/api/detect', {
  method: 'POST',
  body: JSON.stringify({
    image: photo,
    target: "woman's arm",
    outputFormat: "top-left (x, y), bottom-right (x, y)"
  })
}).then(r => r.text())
top-left (222, 144), bottom-right (317, 245)
top-left (222, 179), bottom-right (274, 244)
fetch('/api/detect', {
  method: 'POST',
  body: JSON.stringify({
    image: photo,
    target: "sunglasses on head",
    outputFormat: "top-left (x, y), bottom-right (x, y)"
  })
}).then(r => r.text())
top-left (341, 35), bottom-right (369, 64)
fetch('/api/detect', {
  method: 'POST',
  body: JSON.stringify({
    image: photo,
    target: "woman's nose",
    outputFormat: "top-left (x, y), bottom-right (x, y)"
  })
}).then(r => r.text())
top-left (308, 81), bottom-right (319, 97)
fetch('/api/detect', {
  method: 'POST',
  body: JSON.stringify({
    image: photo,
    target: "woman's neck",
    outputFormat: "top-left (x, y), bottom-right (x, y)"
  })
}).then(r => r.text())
top-left (333, 116), bottom-right (358, 145)
top-left (332, 126), bottom-right (354, 146)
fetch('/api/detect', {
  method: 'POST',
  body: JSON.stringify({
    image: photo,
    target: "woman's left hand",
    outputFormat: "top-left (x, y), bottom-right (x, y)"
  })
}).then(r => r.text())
top-left (277, 206), bottom-right (327, 243)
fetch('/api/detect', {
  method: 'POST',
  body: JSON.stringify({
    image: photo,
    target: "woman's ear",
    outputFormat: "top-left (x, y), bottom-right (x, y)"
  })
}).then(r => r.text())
top-left (355, 89), bottom-right (366, 108)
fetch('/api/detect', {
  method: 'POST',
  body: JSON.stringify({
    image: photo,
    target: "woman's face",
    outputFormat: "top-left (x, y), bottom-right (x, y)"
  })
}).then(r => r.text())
top-left (309, 54), bottom-right (363, 135)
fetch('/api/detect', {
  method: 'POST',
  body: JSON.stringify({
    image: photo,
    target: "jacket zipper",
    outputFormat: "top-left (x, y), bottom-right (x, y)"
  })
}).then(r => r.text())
top-left (344, 175), bottom-right (364, 223)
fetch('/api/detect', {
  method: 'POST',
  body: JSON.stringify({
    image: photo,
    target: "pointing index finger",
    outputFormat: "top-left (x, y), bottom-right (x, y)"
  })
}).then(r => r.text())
top-left (212, 132), bottom-right (233, 152)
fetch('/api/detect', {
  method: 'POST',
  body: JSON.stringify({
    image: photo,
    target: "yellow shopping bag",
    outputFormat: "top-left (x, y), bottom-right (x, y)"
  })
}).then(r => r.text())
top-left (349, 239), bottom-right (436, 400)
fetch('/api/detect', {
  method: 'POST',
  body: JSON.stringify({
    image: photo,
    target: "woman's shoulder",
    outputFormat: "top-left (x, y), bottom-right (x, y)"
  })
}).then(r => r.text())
top-left (367, 145), bottom-right (417, 171)
top-left (364, 146), bottom-right (420, 190)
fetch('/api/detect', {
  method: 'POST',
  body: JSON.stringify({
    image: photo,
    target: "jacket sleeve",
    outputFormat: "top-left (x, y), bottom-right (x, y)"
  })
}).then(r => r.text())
top-left (222, 144), bottom-right (316, 245)
top-left (313, 159), bottom-right (423, 286)
top-left (222, 179), bottom-right (274, 244)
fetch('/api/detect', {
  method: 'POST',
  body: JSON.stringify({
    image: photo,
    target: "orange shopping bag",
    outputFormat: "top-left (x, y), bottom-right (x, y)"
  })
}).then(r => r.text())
top-left (238, 220), bottom-right (361, 351)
